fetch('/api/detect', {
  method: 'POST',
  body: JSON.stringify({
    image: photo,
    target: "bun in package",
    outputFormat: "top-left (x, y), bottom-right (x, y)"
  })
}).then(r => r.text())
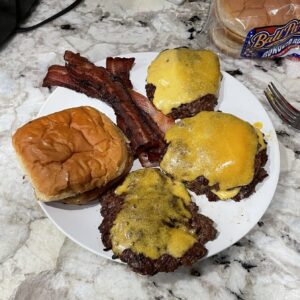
top-left (210, 0), bottom-right (300, 59)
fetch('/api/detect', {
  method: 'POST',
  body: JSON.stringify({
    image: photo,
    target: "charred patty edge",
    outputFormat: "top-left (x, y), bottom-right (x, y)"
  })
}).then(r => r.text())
top-left (99, 190), bottom-right (217, 275)
top-left (185, 148), bottom-right (268, 202)
top-left (145, 83), bottom-right (217, 119)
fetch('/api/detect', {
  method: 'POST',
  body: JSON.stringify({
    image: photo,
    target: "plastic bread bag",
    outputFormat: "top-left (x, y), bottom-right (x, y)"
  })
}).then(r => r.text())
top-left (203, 0), bottom-right (300, 60)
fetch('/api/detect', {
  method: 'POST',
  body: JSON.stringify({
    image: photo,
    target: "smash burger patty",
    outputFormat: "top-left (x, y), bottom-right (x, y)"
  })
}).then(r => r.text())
top-left (186, 149), bottom-right (268, 201)
top-left (99, 169), bottom-right (216, 275)
top-left (146, 84), bottom-right (217, 120)
top-left (160, 111), bottom-right (268, 201)
top-left (146, 48), bottom-right (221, 119)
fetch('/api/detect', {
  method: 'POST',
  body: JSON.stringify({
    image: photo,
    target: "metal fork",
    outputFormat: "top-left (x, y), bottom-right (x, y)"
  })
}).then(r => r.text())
top-left (264, 82), bottom-right (300, 129)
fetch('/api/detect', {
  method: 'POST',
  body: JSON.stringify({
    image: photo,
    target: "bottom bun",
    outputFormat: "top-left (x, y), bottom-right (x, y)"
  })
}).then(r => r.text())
top-left (61, 148), bottom-right (133, 205)
top-left (61, 188), bottom-right (103, 205)
top-left (210, 25), bottom-right (243, 58)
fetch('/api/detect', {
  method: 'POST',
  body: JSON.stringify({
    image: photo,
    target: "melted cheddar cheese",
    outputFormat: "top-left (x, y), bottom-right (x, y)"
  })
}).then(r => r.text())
top-left (253, 122), bottom-right (266, 151)
top-left (111, 168), bottom-right (197, 259)
top-left (147, 48), bottom-right (221, 114)
top-left (211, 124), bottom-right (266, 200)
top-left (212, 187), bottom-right (241, 200)
top-left (160, 112), bottom-right (260, 193)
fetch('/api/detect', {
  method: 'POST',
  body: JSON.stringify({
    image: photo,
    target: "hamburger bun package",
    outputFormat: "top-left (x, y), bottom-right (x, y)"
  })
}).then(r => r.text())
top-left (207, 0), bottom-right (300, 60)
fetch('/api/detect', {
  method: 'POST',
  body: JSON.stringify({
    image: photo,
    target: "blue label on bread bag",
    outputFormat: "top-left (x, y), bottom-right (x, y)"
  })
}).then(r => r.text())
top-left (241, 19), bottom-right (300, 60)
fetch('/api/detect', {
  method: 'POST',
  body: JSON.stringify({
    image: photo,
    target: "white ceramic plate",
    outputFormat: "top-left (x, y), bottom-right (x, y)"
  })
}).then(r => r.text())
top-left (38, 52), bottom-right (280, 260)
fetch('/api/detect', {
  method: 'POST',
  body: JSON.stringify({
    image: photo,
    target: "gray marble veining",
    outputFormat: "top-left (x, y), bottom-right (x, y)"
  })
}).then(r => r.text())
top-left (0, 0), bottom-right (299, 299)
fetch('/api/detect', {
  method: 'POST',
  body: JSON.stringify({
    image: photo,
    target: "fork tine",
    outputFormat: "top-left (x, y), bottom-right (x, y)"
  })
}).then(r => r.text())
top-left (268, 86), bottom-right (298, 121)
top-left (264, 89), bottom-right (295, 126)
top-left (269, 82), bottom-right (300, 117)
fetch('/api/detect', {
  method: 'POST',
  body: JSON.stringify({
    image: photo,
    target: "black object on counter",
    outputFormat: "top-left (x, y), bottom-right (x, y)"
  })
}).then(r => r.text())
top-left (0, 0), bottom-right (83, 46)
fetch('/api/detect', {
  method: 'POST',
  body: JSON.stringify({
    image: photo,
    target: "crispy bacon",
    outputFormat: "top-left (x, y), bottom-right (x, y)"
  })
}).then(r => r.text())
top-left (63, 51), bottom-right (159, 155)
top-left (106, 57), bottom-right (135, 89)
top-left (105, 56), bottom-right (172, 165)
top-left (43, 51), bottom-right (166, 166)
top-left (105, 57), bottom-right (174, 134)
top-left (129, 90), bottom-right (174, 134)
top-left (43, 65), bottom-right (100, 99)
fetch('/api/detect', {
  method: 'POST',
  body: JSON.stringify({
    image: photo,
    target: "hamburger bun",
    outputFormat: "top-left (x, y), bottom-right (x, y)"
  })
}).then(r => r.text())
top-left (210, 25), bottom-right (243, 58)
top-left (12, 106), bottom-right (133, 204)
top-left (212, 0), bottom-right (300, 56)
top-left (216, 0), bottom-right (300, 38)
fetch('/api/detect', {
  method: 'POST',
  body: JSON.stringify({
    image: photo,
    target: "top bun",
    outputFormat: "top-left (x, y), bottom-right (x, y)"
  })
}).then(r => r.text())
top-left (12, 106), bottom-right (131, 202)
top-left (217, 0), bottom-right (300, 38)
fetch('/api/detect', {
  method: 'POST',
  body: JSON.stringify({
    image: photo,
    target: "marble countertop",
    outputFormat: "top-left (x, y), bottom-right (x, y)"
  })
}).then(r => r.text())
top-left (1, 0), bottom-right (300, 299)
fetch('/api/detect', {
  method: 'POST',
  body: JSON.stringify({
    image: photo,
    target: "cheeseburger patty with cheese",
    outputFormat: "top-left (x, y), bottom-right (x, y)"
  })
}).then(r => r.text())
top-left (146, 48), bottom-right (222, 119)
top-left (99, 168), bottom-right (217, 275)
top-left (160, 111), bottom-right (268, 201)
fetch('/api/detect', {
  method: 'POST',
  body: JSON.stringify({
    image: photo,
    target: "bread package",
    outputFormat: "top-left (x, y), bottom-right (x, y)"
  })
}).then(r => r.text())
top-left (209, 0), bottom-right (300, 59)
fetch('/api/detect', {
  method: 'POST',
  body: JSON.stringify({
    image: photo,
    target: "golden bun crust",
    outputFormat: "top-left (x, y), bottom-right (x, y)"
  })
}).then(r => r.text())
top-left (61, 152), bottom-right (133, 205)
top-left (217, 0), bottom-right (300, 38)
top-left (12, 106), bottom-right (132, 202)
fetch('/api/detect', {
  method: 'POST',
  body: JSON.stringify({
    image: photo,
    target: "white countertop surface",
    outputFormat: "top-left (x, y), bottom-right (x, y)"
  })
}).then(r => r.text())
top-left (0, 0), bottom-right (300, 299)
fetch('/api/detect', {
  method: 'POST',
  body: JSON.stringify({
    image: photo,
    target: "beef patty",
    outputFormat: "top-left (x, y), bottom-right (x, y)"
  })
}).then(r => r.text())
top-left (146, 83), bottom-right (217, 119)
top-left (186, 148), bottom-right (268, 201)
top-left (99, 190), bottom-right (217, 275)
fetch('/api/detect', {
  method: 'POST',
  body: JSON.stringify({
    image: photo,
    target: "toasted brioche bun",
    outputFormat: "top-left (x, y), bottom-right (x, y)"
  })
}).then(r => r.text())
top-left (12, 106), bottom-right (132, 203)
top-left (61, 155), bottom-right (133, 205)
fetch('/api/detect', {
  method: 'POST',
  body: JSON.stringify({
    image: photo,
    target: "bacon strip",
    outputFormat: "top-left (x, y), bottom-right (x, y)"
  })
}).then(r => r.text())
top-left (106, 57), bottom-right (135, 89)
top-left (105, 57), bottom-right (174, 134)
top-left (43, 65), bottom-right (100, 99)
top-left (129, 90), bottom-right (174, 134)
top-left (43, 51), bottom-right (167, 166)
top-left (64, 51), bottom-right (159, 155)
top-left (105, 56), bottom-right (172, 165)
